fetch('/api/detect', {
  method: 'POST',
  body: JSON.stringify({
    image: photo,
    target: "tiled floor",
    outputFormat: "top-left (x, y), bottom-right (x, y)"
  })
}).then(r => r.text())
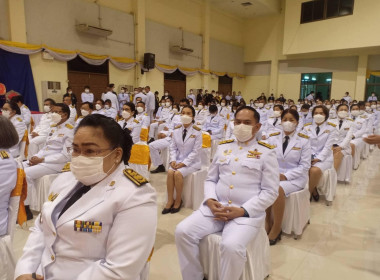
top-left (13, 149), bottom-right (380, 279)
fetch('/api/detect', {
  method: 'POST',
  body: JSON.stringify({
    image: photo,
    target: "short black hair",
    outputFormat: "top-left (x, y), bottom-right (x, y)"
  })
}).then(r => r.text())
top-left (81, 102), bottom-right (94, 110)
top-left (301, 104), bottom-right (311, 111)
top-left (76, 114), bottom-right (133, 164)
top-left (123, 102), bottom-right (136, 117)
top-left (84, 85), bottom-right (90, 89)
top-left (312, 105), bottom-right (329, 121)
top-left (350, 104), bottom-right (359, 111)
top-left (96, 99), bottom-right (105, 105)
top-left (273, 104), bottom-right (284, 111)
top-left (11, 95), bottom-right (24, 104)
top-left (235, 106), bottom-right (260, 123)
top-left (281, 109), bottom-right (299, 122)
top-left (180, 98), bottom-right (190, 105)
top-left (44, 98), bottom-right (56, 106)
top-left (337, 104), bottom-right (349, 111)
top-left (182, 105), bottom-right (195, 118)
top-left (55, 103), bottom-right (70, 117)
top-left (358, 101), bottom-right (365, 108)
top-left (6, 101), bottom-right (21, 115)
top-left (137, 101), bottom-right (145, 106)
top-left (209, 105), bottom-right (218, 114)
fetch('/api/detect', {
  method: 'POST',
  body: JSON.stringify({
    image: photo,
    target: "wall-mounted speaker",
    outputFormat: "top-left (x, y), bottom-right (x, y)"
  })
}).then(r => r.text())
top-left (143, 53), bottom-right (155, 70)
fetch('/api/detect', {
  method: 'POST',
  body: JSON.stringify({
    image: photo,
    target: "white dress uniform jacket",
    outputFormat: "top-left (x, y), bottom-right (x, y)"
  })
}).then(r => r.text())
top-left (117, 92), bottom-right (130, 108)
top-left (266, 130), bottom-right (311, 196)
top-left (92, 108), bottom-right (107, 116)
top-left (261, 116), bottom-right (282, 138)
top-left (68, 105), bottom-right (77, 124)
top-left (81, 92), bottom-right (94, 103)
top-left (219, 106), bottom-right (230, 119)
top-left (136, 112), bottom-right (151, 128)
top-left (203, 114), bottom-right (225, 140)
top-left (28, 113), bottom-right (53, 158)
top-left (102, 91), bottom-right (119, 111)
top-left (187, 93), bottom-right (196, 105)
top-left (0, 149), bottom-right (17, 236)
top-left (20, 104), bottom-right (31, 126)
top-left (301, 121), bottom-right (338, 172)
top-left (15, 164), bottom-right (157, 280)
top-left (194, 108), bottom-right (209, 126)
top-left (329, 117), bottom-right (355, 155)
top-left (133, 92), bottom-right (147, 105)
top-left (118, 117), bottom-right (142, 144)
top-left (9, 114), bottom-right (27, 157)
top-left (105, 107), bottom-right (118, 119)
top-left (145, 91), bottom-right (156, 119)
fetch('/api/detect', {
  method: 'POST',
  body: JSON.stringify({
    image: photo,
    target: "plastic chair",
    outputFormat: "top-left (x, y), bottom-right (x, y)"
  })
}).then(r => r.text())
top-left (337, 154), bottom-right (353, 183)
top-left (317, 167), bottom-right (337, 206)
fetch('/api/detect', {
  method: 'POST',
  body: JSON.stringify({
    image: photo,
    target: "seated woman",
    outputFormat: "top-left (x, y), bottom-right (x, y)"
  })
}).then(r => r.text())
top-left (301, 105), bottom-right (338, 201)
top-left (328, 104), bottom-right (355, 170)
top-left (1, 101), bottom-right (27, 157)
top-left (15, 114), bottom-right (157, 280)
top-left (118, 102), bottom-right (142, 144)
top-left (261, 104), bottom-right (284, 140)
top-left (163, 105), bottom-right (202, 214)
top-left (265, 109), bottom-right (311, 245)
top-left (0, 116), bottom-right (19, 236)
top-left (350, 104), bottom-right (367, 164)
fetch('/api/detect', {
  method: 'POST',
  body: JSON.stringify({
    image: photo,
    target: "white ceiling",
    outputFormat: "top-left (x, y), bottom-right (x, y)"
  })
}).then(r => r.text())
top-left (209, 0), bottom-right (281, 19)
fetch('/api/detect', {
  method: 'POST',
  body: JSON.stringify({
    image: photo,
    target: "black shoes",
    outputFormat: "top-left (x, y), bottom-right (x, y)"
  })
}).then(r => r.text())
top-left (171, 200), bottom-right (183, 214)
top-left (25, 205), bottom-right (33, 221)
top-left (310, 189), bottom-right (320, 202)
top-left (269, 230), bottom-right (282, 246)
top-left (150, 165), bottom-right (166, 174)
top-left (148, 138), bottom-right (155, 144)
top-left (162, 203), bottom-right (174, 215)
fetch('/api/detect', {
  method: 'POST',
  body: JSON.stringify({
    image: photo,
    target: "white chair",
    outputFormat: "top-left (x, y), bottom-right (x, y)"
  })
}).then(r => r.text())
top-left (201, 147), bottom-right (211, 168)
top-left (210, 140), bottom-right (219, 160)
top-left (282, 184), bottom-right (310, 239)
top-left (199, 228), bottom-right (270, 280)
top-left (162, 147), bottom-right (170, 171)
top-left (362, 142), bottom-right (370, 159)
top-left (32, 173), bottom-right (59, 212)
top-left (317, 167), bottom-right (337, 206)
top-left (337, 154), bottom-right (353, 183)
top-left (182, 168), bottom-right (209, 210)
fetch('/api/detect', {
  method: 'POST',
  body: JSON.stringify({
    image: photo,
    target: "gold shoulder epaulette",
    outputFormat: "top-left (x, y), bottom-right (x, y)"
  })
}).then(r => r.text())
top-left (0, 150), bottom-right (10, 159)
top-left (65, 123), bottom-right (74, 129)
top-left (192, 125), bottom-right (201, 131)
top-left (347, 118), bottom-right (354, 122)
top-left (133, 119), bottom-right (140, 124)
top-left (61, 162), bottom-right (71, 172)
top-left (50, 124), bottom-right (57, 127)
top-left (298, 133), bottom-right (309, 139)
top-left (269, 132), bottom-right (281, 137)
top-left (219, 139), bottom-right (235, 145)
top-left (304, 122), bottom-right (312, 127)
top-left (123, 168), bottom-right (148, 187)
top-left (17, 117), bottom-right (23, 122)
top-left (144, 113), bottom-right (148, 116)
top-left (328, 122), bottom-right (336, 127)
top-left (174, 125), bottom-right (182, 129)
top-left (23, 105), bottom-right (29, 109)
top-left (258, 141), bottom-right (275, 149)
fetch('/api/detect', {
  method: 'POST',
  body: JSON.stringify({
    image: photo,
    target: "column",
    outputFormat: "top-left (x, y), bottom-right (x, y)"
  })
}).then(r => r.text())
top-left (354, 54), bottom-right (368, 100)
top-left (133, 0), bottom-right (146, 86)
top-left (201, 0), bottom-right (210, 90)
top-left (8, 0), bottom-right (27, 43)
top-left (269, 59), bottom-right (279, 97)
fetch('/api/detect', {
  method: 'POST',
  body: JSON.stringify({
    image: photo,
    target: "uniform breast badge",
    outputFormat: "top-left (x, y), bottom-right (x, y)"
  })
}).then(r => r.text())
top-left (223, 149), bottom-right (232, 156)
top-left (247, 149), bottom-right (262, 159)
top-left (74, 220), bottom-right (102, 233)
top-left (48, 192), bottom-right (59, 202)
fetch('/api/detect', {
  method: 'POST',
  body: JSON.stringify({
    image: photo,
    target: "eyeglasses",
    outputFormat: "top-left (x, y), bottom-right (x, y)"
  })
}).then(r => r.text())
top-left (68, 146), bottom-right (113, 157)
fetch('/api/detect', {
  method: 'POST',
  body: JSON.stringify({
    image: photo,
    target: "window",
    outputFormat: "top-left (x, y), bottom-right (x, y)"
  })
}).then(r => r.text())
top-left (300, 73), bottom-right (332, 100)
top-left (301, 0), bottom-right (354, 24)
top-left (366, 75), bottom-right (380, 101)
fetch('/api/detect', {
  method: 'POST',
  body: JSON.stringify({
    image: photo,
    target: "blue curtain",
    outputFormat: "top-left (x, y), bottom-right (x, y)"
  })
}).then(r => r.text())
top-left (0, 49), bottom-right (39, 111)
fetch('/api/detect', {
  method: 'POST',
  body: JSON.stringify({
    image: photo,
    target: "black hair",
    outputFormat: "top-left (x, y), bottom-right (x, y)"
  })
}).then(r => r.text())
top-left (166, 96), bottom-right (174, 103)
top-left (108, 83), bottom-right (115, 88)
top-left (84, 85), bottom-right (90, 89)
top-left (273, 104), bottom-right (284, 111)
top-left (137, 101), bottom-right (146, 106)
top-left (96, 99), bottom-right (105, 105)
top-left (209, 104), bottom-right (218, 113)
top-left (11, 95), bottom-right (24, 104)
top-left (301, 104), bottom-right (311, 111)
top-left (6, 101), bottom-right (21, 115)
top-left (0, 116), bottom-right (19, 148)
top-left (172, 103), bottom-right (180, 111)
top-left (105, 99), bottom-right (112, 104)
top-left (182, 105), bottom-right (195, 118)
top-left (123, 102), bottom-right (136, 117)
top-left (337, 104), bottom-right (349, 111)
top-left (44, 98), bottom-right (56, 106)
top-left (55, 103), bottom-right (70, 117)
top-left (235, 105), bottom-right (260, 123)
top-left (220, 98), bottom-right (227, 103)
top-left (358, 101), bottom-right (365, 108)
top-left (281, 109), bottom-right (299, 122)
top-left (180, 98), bottom-right (190, 105)
top-left (76, 114), bottom-right (132, 164)
top-left (312, 105), bottom-right (329, 121)
top-left (81, 102), bottom-right (94, 110)
top-left (66, 87), bottom-right (72, 91)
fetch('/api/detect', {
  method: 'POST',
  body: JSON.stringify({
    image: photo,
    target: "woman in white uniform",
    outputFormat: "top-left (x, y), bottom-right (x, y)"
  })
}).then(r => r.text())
top-left (265, 109), bottom-right (311, 245)
top-left (15, 114), bottom-right (157, 280)
top-left (1, 101), bottom-right (27, 157)
top-left (301, 105), bottom-right (338, 201)
top-left (118, 102), bottom-right (142, 144)
top-left (163, 105), bottom-right (202, 214)
top-left (261, 104), bottom-right (284, 140)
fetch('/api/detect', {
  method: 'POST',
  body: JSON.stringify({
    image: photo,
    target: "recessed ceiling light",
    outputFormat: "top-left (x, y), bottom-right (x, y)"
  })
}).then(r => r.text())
top-left (241, 2), bottom-right (253, 7)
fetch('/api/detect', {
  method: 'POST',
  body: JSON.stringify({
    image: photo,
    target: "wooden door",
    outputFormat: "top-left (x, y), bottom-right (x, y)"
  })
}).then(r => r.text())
top-left (218, 84), bottom-right (232, 97)
top-left (164, 80), bottom-right (186, 103)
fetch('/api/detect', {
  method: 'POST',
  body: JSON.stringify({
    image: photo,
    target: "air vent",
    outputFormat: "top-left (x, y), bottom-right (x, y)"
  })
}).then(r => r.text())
top-left (241, 2), bottom-right (252, 7)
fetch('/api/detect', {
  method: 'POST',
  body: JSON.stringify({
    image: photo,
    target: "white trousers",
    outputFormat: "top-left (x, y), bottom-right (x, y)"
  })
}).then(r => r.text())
top-left (28, 135), bottom-right (47, 159)
top-left (175, 210), bottom-right (259, 280)
top-left (149, 138), bottom-right (170, 167)
top-left (149, 122), bottom-right (159, 139)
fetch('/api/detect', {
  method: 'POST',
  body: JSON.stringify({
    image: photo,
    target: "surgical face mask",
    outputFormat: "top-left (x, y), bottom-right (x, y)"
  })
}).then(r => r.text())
top-left (122, 110), bottom-right (131, 119)
top-left (233, 124), bottom-right (253, 142)
top-left (365, 106), bottom-right (371, 111)
top-left (121, 90), bottom-right (125, 93)
top-left (337, 111), bottom-right (348, 119)
top-left (134, 90), bottom-right (138, 94)
top-left (161, 103), bottom-right (165, 107)
top-left (273, 111), bottom-right (281, 118)
top-left (50, 112), bottom-right (62, 124)
top-left (136, 107), bottom-right (144, 113)
top-left (95, 104), bottom-right (102, 110)
top-left (198, 105), bottom-right (203, 110)
top-left (68, 91), bottom-right (72, 94)
top-left (257, 103), bottom-right (264, 108)
top-left (180, 114), bottom-right (193, 125)
top-left (221, 102), bottom-right (226, 107)
top-left (43, 105), bottom-right (51, 113)
top-left (2, 110), bottom-right (10, 118)
top-left (105, 105), bottom-right (110, 109)
top-left (282, 121), bottom-right (296, 132)
top-left (351, 110), bottom-right (360, 117)
top-left (81, 109), bottom-right (90, 117)
top-left (371, 105), bottom-right (376, 109)
top-left (164, 92), bottom-right (168, 96)
top-left (325, 104), bottom-right (331, 109)
top-left (172, 108), bottom-right (179, 114)
top-left (165, 102), bottom-right (171, 107)
top-left (71, 150), bottom-right (116, 186)
top-left (359, 110), bottom-right (365, 115)
top-left (85, 89), bottom-right (90, 93)
top-left (313, 114), bottom-right (325, 124)
top-left (190, 91), bottom-right (193, 94)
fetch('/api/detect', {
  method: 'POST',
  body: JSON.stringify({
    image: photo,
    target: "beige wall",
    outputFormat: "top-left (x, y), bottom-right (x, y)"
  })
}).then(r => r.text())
top-left (145, 68), bottom-right (164, 95)
top-left (186, 74), bottom-right (202, 91)
top-left (277, 73), bottom-right (301, 101)
top-left (108, 63), bottom-right (135, 90)
top-left (210, 9), bottom-right (243, 47)
top-left (232, 77), bottom-right (245, 94)
top-left (243, 75), bottom-right (270, 101)
top-left (330, 71), bottom-right (357, 101)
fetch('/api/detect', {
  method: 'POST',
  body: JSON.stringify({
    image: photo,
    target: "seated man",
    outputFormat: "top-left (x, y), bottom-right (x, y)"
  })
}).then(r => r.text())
top-left (28, 98), bottom-right (56, 159)
top-left (148, 97), bottom-right (174, 142)
top-left (11, 95), bottom-right (31, 127)
top-left (63, 96), bottom-right (77, 124)
top-left (136, 101), bottom-right (151, 127)
top-left (93, 99), bottom-right (107, 115)
top-left (23, 103), bottom-right (74, 220)
top-left (175, 106), bottom-right (279, 280)
top-left (202, 105), bottom-right (225, 140)
top-left (104, 99), bottom-right (118, 119)
top-left (75, 102), bottom-right (93, 128)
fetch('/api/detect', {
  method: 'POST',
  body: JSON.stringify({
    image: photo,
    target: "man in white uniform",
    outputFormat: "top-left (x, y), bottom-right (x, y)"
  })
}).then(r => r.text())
top-left (11, 95), bottom-right (31, 127)
top-left (133, 87), bottom-right (148, 104)
top-left (102, 84), bottom-right (119, 111)
top-left (144, 86), bottom-right (156, 122)
top-left (63, 96), bottom-right (77, 124)
top-left (175, 106), bottom-right (279, 280)
top-left (81, 85), bottom-right (94, 103)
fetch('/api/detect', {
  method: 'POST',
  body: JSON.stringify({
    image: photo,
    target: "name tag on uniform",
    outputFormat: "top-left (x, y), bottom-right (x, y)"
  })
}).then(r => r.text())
top-left (323, 130), bottom-right (330, 134)
top-left (48, 192), bottom-right (59, 201)
top-left (74, 220), bottom-right (102, 233)
top-left (190, 135), bottom-right (196, 138)
top-left (344, 128), bottom-right (349, 130)
top-left (58, 134), bottom-right (64, 137)
top-left (292, 147), bottom-right (301, 150)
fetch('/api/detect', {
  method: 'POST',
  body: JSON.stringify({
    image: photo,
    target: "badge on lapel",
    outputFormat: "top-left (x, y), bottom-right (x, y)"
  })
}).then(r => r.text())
top-left (48, 192), bottom-right (59, 202)
top-left (247, 149), bottom-right (262, 159)
top-left (292, 147), bottom-right (301, 150)
top-left (74, 220), bottom-right (102, 233)
top-left (323, 130), bottom-right (330, 134)
top-left (190, 135), bottom-right (196, 138)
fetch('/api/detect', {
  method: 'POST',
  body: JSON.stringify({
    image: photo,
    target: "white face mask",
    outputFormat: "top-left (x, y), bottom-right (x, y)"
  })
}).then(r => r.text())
top-left (337, 111), bottom-right (348, 119)
top-left (122, 110), bottom-right (131, 119)
top-left (257, 103), bottom-right (264, 108)
top-left (233, 124), bottom-right (253, 142)
top-left (180, 114), bottom-right (193, 125)
top-left (105, 105), bottom-right (110, 109)
top-left (71, 150), bottom-right (116, 186)
top-left (2, 110), bottom-right (10, 119)
top-left (325, 104), bottom-right (331, 109)
top-left (365, 106), bottom-right (371, 111)
top-left (164, 92), bottom-right (169, 96)
top-left (221, 103), bottom-right (226, 107)
top-left (371, 105), bottom-right (376, 109)
top-left (85, 89), bottom-right (90, 93)
top-left (50, 112), bottom-right (62, 124)
top-left (272, 111), bottom-right (281, 118)
top-left (190, 91), bottom-right (193, 94)
top-left (172, 108), bottom-right (179, 114)
top-left (351, 110), bottom-right (360, 117)
top-left (81, 109), bottom-right (90, 117)
top-left (359, 110), bottom-right (365, 115)
top-left (142, 90), bottom-right (146, 94)
top-left (313, 114), bottom-right (325, 124)
top-left (161, 103), bottom-right (165, 107)
top-left (43, 105), bottom-right (51, 113)
top-left (165, 102), bottom-right (171, 107)
top-left (282, 121), bottom-right (296, 132)
top-left (136, 107), bottom-right (144, 113)
top-left (68, 91), bottom-right (72, 94)
top-left (198, 105), bottom-right (203, 110)
top-left (95, 104), bottom-right (102, 110)
top-left (134, 91), bottom-right (138, 94)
